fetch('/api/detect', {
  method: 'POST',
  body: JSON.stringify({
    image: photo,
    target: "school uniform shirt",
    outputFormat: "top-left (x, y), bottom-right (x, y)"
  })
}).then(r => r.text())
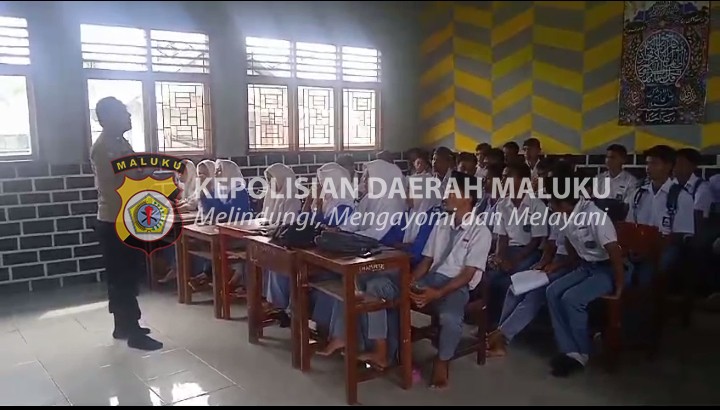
top-left (526, 159), bottom-right (540, 179)
top-left (673, 173), bottom-right (713, 218)
top-left (475, 167), bottom-right (488, 179)
top-left (625, 178), bottom-right (694, 236)
top-left (548, 222), bottom-right (568, 256)
top-left (421, 212), bottom-right (493, 290)
top-left (563, 199), bottom-right (617, 262)
top-left (494, 196), bottom-right (549, 246)
top-left (595, 170), bottom-right (638, 203)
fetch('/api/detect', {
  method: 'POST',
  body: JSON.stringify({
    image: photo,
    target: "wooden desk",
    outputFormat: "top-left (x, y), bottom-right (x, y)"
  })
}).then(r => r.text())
top-left (147, 211), bottom-right (198, 289)
top-left (245, 235), bottom-right (301, 369)
top-left (297, 248), bottom-right (412, 405)
top-left (216, 219), bottom-right (273, 320)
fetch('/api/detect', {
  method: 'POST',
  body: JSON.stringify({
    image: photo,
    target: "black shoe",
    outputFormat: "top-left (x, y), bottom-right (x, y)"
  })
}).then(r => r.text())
top-left (113, 326), bottom-right (151, 340)
top-left (127, 334), bottom-right (164, 351)
top-left (276, 311), bottom-right (291, 328)
top-left (550, 355), bottom-right (585, 378)
top-left (549, 354), bottom-right (566, 369)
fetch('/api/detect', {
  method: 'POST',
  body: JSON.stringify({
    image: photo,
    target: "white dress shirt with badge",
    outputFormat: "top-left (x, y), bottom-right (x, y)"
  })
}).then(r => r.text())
top-left (421, 212), bottom-right (493, 290)
top-left (625, 178), bottom-right (694, 236)
top-left (494, 196), bottom-right (549, 246)
top-left (564, 199), bottom-right (617, 262)
top-left (549, 222), bottom-right (568, 256)
top-left (673, 173), bottom-right (713, 218)
top-left (595, 170), bottom-right (638, 203)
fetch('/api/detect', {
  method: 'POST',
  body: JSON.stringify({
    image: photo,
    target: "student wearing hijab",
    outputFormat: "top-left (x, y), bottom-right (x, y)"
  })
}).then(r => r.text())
top-left (261, 163), bottom-right (301, 224)
top-left (317, 160), bottom-right (409, 366)
top-left (200, 159), bottom-right (252, 222)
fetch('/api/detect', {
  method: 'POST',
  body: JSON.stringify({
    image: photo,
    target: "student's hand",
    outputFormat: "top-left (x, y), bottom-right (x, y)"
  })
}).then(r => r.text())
top-left (542, 262), bottom-right (559, 273)
top-left (531, 261), bottom-right (547, 271)
top-left (499, 259), bottom-right (515, 273)
top-left (323, 226), bottom-right (339, 233)
top-left (488, 254), bottom-right (501, 269)
top-left (410, 287), bottom-right (441, 309)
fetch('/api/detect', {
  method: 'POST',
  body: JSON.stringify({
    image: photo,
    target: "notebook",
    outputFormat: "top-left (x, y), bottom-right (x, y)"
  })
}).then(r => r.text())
top-left (509, 269), bottom-right (550, 296)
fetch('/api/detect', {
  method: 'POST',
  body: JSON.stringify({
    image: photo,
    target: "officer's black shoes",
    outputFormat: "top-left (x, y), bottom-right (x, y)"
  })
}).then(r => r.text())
top-left (128, 334), bottom-right (164, 351)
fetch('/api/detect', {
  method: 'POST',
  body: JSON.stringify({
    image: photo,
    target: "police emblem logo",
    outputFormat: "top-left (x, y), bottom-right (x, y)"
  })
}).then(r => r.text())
top-left (112, 154), bottom-right (186, 254)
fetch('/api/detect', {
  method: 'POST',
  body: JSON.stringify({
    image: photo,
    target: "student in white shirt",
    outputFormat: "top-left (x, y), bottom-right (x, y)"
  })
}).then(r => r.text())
top-left (522, 137), bottom-right (542, 178)
top-left (487, 162), bottom-right (548, 326)
top-left (482, 147), bottom-right (505, 171)
top-left (544, 186), bottom-right (624, 377)
top-left (626, 145), bottom-right (694, 285)
top-left (503, 141), bottom-right (520, 164)
top-left (411, 171), bottom-right (492, 388)
top-left (475, 163), bottom-right (503, 216)
top-left (674, 148), bottom-right (712, 221)
top-left (595, 144), bottom-right (638, 203)
top-left (475, 143), bottom-right (491, 178)
top-left (456, 151), bottom-right (478, 177)
top-left (432, 146), bottom-right (455, 193)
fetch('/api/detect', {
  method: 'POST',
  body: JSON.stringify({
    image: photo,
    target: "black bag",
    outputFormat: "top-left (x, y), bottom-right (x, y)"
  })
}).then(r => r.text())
top-left (270, 222), bottom-right (322, 249)
top-left (315, 231), bottom-right (380, 256)
top-left (593, 198), bottom-right (628, 222)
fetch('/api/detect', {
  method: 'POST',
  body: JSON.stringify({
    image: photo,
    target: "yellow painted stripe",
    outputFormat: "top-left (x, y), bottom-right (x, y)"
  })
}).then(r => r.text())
top-left (455, 132), bottom-right (482, 152)
top-left (535, 1), bottom-right (585, 10)
top-left (492, 46), bottom-right (532, 79)
top-left (533, 61), bottom-right (583, 94)
top-left (583, 80), bottom-right (619, 112)
top-left (493, 79), bottom-right (532, 114)
top-left (584, 1), bottom-right (623, 31)
top-left (533, 96), bottom-right (582, 131)
top-left (421, 86), bottom-right (454, 120)
top-left (454, 5), bottom-right (492, 28)
top-left (424, 118), bottom-right (456, 145)
top-left (635, 131), bottom-right (694, 151)
top-left (456, 102), bottom-right (492, 132)
top-left (491, 8), bottom-right (533, 46)
top-left (707, 78), bottom-right (720, 103)
top-left (533, 26), bottom-right (584, 52)
top-left (455, 70), bottom-right (492, 98)
top-left (420, 55), bottom-right (454, 87)
top-left (701, 123), bottom-right (720, 149)
top-left (421, 23), bottom-right (453, 55)
top-left (454, 37), bottom-right (491, 64)
top-left (584, 35), bottom-right (622, 73)
top-left (581, 120), bottom-right (632, 151)
top-left (532, 132), bottom-right (581, 154)
top-left (710, 31), bottom-right (720, 55)
top-left (492, 113), bottom-right (532, 146)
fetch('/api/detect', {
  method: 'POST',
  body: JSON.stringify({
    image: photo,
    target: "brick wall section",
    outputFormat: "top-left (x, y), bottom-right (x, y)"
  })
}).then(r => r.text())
top-left (0, 151), bottom-right (716, 294)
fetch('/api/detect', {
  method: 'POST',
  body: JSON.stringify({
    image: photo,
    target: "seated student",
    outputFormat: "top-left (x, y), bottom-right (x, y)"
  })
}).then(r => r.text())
top-left (336, 154), bottom-right (356, 180)
top-left (625, 145), bottom-right (694, 286)
top-left (405, 148), bottom-right (425, 176)
top-left (158, 159), bottom-right (201, 284)
top-left (673, 148), bottom-right (712, 225)
top-left (411, 171), bottom-right (492, 388)
top-left (412, 150), bottom-right (432, 177)
top-left (261, 163), bottom-right (302, 224)
top-left (487, 219), bottom-right (575, 358)
top-left (482, 147), bottom-right (505, 170)
top-left (503, 141), bottom-right (520, 164)
top-left (432, 147), bottom-right (455, 191)
top-left (531, 158), bottom-right (554, 194)
top-left (405, 168), bottom-right (442, 246)
top-left (475, 143), bottom-right (491, 178)
top-left (522, 138), bottom-right (542, 178)
top-left (456, 151), bottom-right (478, 177)
top-left (487, 162), bottom-right (548, 325)
top-left (594, 144), bottom-right (638, 203)
top-left (475, 163), bottom-right (504, 215)
top-left (545, 183), bottom-right (624, 377)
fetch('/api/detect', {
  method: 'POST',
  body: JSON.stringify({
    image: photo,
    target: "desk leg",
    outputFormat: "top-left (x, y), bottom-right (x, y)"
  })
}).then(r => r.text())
top-left (177, 236), bottom-right (189, 304)
top-left (247, 261), bottom-right (262, 344)
top-left (298, 261), bottom-right (311, 372)
top-left (215, 237), bottom-right (226, 319)
top-left (344, 272), bottom-right (359, 405)
top-left (399, 262), bottom-right (412, 390)
top-left (290, 268), bottom-right (301, 370)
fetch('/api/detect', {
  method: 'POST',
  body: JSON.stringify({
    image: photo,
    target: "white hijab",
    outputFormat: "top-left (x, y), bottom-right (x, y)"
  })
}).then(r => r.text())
top-left (316, 162), bottom-right (354, 215)
top-left (197, 159), bottom-right (216, 192)
top-left (343, 160), bottom-right (407, 240)
top-left (179, 160), bottom-right (199, 210)
top-left (215, 159), bottom-right (244, 201)
top-left (263, 163), bottom-right (301, 221)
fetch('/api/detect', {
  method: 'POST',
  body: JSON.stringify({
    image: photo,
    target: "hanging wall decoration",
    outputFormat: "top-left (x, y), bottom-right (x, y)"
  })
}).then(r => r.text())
top-left (619, 1), bottom-right (711, 125)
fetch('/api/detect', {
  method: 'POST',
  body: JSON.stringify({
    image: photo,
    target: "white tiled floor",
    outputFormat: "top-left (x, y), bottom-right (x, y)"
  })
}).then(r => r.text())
top-left (0, 283), bottom-right (718, 406)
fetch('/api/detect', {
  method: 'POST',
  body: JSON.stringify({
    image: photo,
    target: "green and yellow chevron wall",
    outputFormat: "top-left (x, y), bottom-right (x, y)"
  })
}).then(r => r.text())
top-left (420, 1), bottom-right (720, 154)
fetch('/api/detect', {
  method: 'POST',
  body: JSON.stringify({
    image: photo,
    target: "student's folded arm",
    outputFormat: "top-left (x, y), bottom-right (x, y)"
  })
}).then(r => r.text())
top-left (495, 234), bottom-right (509, 260)
top-left (604, 242), bottom-right (625, 297)
top-left (437, 266), bottom-right (475, 298)
top-left (563, 238), bottom-right (581, 268)
top-left (516, 237), bottom-right (543, 261)
top-left (412, 256), bottom-right (433, 281)
top-left (537, 240), bottom-right (557, 267)
top-left (672, 191), bottom-right (696, 241)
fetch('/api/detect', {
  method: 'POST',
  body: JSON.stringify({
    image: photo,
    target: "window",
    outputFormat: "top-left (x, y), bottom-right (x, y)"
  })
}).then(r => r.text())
top-left (81, 24), bottom-right (211, 154)
top-left (0, 16), bottom-right (33, 159)
top-left (245, 37), bottom-right (380, 151)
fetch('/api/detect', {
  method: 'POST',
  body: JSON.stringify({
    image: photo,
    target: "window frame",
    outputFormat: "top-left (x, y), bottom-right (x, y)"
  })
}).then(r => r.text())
top-left (0, 15), bottom-right (38, 162)
top-left (245, 38), bottom-right (381, 153)
top-left (80, 23), bottom-right (212, 157)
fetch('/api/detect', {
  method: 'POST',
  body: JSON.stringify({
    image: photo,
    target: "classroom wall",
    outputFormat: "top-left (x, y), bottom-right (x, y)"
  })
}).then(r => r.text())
top-left (0, 1), bottom-right (420, 293)
top-left (420, 1), bottom-right (720, 154)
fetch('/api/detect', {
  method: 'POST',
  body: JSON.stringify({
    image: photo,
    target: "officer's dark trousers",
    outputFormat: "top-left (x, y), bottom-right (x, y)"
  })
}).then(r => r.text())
top-left (96, 221), bottom-right (143, 326)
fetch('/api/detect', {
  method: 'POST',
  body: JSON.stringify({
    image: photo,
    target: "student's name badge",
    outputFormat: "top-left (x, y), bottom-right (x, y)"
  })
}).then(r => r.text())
top-left (661, 216), bottom-right (672, 229)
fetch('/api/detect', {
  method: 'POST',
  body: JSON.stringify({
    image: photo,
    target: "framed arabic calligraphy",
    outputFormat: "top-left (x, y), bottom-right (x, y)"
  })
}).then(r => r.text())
top-left (619, 1), bottom-right (711, 126)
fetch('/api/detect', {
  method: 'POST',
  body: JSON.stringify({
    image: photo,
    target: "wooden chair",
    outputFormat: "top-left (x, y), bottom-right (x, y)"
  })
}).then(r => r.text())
top-left (411, 278), bottom-right (489, 368)
top-left (599, 221), bottom-right (663, 370)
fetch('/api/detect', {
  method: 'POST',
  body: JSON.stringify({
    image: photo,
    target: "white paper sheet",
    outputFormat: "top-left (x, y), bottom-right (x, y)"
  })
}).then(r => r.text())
top-left (509, 269), bottom-right (550, 296)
